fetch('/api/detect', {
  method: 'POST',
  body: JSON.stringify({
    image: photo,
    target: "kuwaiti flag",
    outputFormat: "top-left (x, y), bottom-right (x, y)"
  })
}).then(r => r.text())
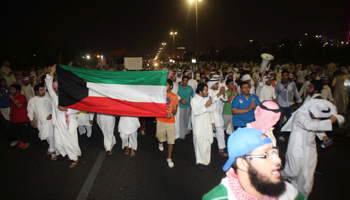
top-left (57, 65), bottom-right (167, 117)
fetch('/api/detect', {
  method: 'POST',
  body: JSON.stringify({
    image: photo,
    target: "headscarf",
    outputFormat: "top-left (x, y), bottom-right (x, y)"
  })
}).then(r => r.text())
top-left (262, 76), bottom-right (273, 86)
top-left (321, 76), bottom-right (328, 80)
top-left (212, 74), bottom-right (222, 80)
top-left (341, 67), bottom-right (349, 75)
top-left (208, 78), bottom-right (219, 89)
top-left (167, 70), bottom-right (175, 79)
top-left (224, 73), bottom-right (233, 82)
top-left (185, 70), bottom-right (194, 79)
top-left (250, 101), bottom-right (281, 134)
top-left (282, 99), bottom-right (344, 132)
top-left (52, 81), bottom-right (58, 89)
top-left (241, 74), bottom-right (252, 82)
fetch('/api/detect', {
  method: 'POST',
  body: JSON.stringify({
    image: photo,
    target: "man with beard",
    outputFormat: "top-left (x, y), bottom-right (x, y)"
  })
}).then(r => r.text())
top-left (303, 80), bottom-right (323, 103)
top-left (191, 83), bottom-right (213, 168)
top-left (203, 128), bottom-right (305, 200)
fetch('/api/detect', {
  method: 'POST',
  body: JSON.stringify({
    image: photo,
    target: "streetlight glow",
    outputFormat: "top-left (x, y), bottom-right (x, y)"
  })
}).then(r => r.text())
top-left (101, 55), bottom-right (103, 59)
top-left (175, 32), bottom-right (177, 34)
top-left (170, 32), bottom-right (173, 35)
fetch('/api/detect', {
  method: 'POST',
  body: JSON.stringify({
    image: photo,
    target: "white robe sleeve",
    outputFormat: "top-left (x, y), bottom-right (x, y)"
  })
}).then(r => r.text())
top-left (27, 98), bottom-right (35, 121)
top-left (191, 100), bottom-right (209, 117)
top-left (297, 117), bottom-right (333, 132)
top-left (45, 74), bottom-right (56, 99)
top-left (316, 132), bottom-right (327, 140)
top-left (67, 108), bottom-right (79, 115)
top-left (47, 98), bottom-right (53, 115)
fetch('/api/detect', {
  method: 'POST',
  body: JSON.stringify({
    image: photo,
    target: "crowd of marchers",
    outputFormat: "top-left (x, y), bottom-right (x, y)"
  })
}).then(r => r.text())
top-left (1, 60), bottom-right (349, 199)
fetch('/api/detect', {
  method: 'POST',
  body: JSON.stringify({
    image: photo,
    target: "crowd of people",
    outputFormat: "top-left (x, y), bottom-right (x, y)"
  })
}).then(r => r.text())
top-left (1, 59), bottom-right (349, 199)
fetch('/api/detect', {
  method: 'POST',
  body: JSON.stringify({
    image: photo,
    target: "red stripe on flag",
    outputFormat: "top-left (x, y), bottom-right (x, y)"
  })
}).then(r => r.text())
top-left (66, 96), bottom-right (167, 117)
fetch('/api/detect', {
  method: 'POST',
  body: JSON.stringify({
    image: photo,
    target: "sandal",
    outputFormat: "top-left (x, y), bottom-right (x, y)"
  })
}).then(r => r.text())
top-left (46, 151), bottom-right (51, 156)
top-left (51, 153), bottom-right (58, 161)
top-left (69, 160), bottom-right (79, 168)
top-left (218, 151), bottom-right (228, 157)
top-left (125, 148), bottom-right (130, 155)
top-left (107, 151), bottom-right (112, 156)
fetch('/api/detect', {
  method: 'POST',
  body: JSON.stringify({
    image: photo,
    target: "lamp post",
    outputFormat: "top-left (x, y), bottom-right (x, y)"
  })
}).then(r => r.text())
top-left (161, 43), bottom-right (166, 55)
top-left (190, 0), bottom-right (201, 63)
top-left (170, 32), bottom-right (177, 58)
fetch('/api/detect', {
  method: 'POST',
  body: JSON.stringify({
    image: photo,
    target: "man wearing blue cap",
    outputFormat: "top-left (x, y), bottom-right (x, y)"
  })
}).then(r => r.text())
top-left (203, 128), bottom-right (305, 200)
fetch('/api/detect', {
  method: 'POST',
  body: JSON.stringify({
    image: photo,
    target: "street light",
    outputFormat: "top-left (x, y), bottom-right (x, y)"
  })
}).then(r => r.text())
top-left (189, 0), bottom-right (201, 63)
top-left (170, 32), bottom-right (177, 58)
top-left (161, 43), bottom-right (166, 54)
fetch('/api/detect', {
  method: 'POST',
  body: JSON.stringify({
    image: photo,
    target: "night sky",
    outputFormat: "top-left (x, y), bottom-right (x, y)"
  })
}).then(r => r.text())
top-left (1, 0), bottom-right (348, 58)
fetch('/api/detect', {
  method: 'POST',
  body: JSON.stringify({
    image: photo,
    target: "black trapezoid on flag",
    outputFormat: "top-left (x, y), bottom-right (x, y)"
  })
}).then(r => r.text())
top-left (57, 65), bottom-right (89, 107)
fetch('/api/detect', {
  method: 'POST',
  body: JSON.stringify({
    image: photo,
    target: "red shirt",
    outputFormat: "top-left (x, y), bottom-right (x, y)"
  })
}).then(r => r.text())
top-left (10, 93), bottom-right (29, 123)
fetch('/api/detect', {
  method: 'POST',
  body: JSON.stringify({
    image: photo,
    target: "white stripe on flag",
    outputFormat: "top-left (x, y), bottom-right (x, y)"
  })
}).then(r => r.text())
top-left (87, 82), bottom-right (166, 103)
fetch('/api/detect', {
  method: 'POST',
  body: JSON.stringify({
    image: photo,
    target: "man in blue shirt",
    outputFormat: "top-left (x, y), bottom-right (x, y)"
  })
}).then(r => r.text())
top-left (177, 76), bottom-right (194, 140)
top-left (231, 82), bottom-right (260, 130)
top-left (0, 78), bottom-right (13, 145)
top-left (0, 79), bottom-right (10, 121)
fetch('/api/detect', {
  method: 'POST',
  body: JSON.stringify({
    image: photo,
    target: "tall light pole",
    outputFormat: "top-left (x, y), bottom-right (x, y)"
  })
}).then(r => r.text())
top-left (190, 0), bottom-right (201, 63)
top-left (170, 32), bottom-right (177, 58)
top-left (161, 43), bottom-right (166, 55)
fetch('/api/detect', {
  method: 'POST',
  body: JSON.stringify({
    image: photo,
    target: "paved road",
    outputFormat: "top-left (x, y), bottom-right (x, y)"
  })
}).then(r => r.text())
top-left (1, 118), bottom-right (349, 200)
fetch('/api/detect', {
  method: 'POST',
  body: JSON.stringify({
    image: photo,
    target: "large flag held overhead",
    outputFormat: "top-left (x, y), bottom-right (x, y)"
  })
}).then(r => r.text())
top-left (57, 65), bottom-right (167, 117)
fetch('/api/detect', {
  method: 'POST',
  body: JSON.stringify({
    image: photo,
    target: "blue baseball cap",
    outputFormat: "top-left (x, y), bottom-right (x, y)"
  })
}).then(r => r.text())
top-left (223, 128), bottom-right (272, 172)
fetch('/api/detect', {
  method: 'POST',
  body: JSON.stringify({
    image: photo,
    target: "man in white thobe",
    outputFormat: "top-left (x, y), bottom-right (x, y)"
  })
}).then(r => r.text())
top-left (281, 99), bottom-right (342, 198)
top-left (185, 70), bottom-right (197, 132)
top-left (96, 113), bottom-right (116, 155)
top-left (21, 77), bottom-right (35, 101)
top-left (208, 78), bottom-right (228, 157)
top-left (175, 69), bottom-right (183, 85)
top-left (191, 84), bottom-right (213, 168)
top-left (170, 72), bottom-right (181, 140)
top-left (320, 76), bottom-right (334, 103)
top-left (46, 64), bottom-right (80, 168)
top-left (0, 61), bottom-right (17, 85)
top-left (257, 74), bottom-right (276, 102)
top-left (118, 116), bottom-right (140, 157)
top-left (27, 84), bottom-right (55, 159)
top-left (77, 111), bottom-right (94, 138)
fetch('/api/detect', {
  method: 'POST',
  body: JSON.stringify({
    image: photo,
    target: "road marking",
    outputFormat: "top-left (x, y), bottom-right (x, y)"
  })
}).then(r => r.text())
top-left (77, 150), bottom-right (106, 200)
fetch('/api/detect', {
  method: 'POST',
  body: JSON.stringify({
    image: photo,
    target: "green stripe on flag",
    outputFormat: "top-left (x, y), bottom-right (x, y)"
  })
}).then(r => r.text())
top-left (60, 65), bottom-right (167, 86)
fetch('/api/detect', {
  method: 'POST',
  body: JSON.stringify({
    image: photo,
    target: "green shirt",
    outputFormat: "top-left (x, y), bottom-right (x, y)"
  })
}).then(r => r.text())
top-left (223, 90), bottom-right (237, 115)
top-left (177, 85), bottom-right (194, 109)
top-left (203, 182), bottom-right (306, 200)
